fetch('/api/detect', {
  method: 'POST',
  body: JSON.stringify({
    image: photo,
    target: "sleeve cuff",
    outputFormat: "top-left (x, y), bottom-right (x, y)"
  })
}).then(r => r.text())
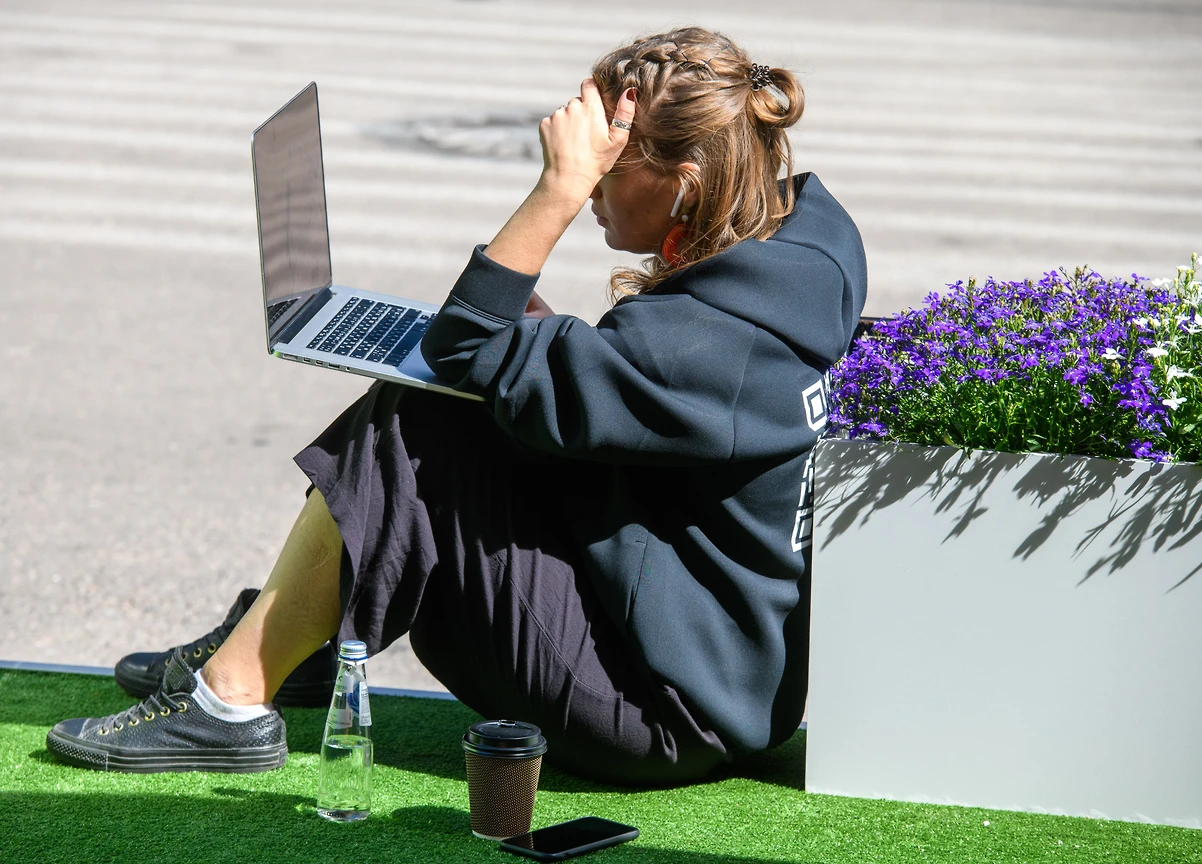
top-left (448, 244), bottom-right (541, 322)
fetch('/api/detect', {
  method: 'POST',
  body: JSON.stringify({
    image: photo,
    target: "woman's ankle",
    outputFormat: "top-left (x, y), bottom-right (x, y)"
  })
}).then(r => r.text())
top-left (199, 662), bottom-right (272, 706)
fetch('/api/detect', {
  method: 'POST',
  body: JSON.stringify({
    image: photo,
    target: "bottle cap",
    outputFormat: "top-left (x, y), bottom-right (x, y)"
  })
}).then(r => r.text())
top-left (338, 640), bottom-right (368, 661)
top-left (462, 720), bottom-right (547, 759)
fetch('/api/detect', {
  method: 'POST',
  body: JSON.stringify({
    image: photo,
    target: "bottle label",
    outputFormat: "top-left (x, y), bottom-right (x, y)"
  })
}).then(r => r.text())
top-left (347, 680), bottom-right (372, 727)
top-left (346, 677), bottom-right (367, 725)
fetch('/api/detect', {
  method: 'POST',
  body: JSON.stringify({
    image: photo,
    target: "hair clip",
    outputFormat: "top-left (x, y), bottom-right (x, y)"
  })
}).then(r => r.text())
top-left (749, 63), bottom-right (772, 91)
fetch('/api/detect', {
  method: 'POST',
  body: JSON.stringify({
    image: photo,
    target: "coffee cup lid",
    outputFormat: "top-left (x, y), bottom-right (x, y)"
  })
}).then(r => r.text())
top-left (462, 720), bottom-right (548, 759)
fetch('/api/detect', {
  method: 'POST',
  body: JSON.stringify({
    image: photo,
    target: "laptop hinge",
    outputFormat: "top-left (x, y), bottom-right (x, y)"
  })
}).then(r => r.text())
top-left (271, 287), bottom-right (333, 351)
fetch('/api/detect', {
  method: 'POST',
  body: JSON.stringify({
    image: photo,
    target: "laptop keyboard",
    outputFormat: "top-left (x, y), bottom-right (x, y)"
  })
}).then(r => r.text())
top-left (306, 297), bottom-right (433, 367)
top-left (267, 297), bottom-right (299, 326)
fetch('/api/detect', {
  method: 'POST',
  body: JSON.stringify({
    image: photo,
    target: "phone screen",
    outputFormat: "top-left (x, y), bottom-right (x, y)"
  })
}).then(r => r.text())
top-left (500, 816), bottom-right (639, 861)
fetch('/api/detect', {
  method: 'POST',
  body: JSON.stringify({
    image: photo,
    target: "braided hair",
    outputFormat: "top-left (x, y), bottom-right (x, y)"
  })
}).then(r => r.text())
top-left (592, 27), bottom-right (805, 298)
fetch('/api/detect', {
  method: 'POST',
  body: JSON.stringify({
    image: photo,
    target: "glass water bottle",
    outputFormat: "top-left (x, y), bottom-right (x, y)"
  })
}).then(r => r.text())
top-left (317, 640), bottom-right (373, 822)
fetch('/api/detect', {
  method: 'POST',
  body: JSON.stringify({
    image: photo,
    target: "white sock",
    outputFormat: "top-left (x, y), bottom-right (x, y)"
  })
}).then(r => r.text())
top-left (191, 669), bottom-right (272, 722)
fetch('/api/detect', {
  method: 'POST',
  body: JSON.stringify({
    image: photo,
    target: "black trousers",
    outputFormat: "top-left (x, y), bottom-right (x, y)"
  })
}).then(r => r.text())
top-left (294, 383), bottom-right (728, 785)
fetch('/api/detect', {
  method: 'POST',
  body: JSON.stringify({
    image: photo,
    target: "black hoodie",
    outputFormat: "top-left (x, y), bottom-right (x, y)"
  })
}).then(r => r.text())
top-left (422, 173), bottom-right (867, 751)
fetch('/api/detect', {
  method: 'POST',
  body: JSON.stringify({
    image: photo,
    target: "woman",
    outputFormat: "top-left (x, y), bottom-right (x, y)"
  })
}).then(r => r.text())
top-left (47, 27), bottom-right (866, 785)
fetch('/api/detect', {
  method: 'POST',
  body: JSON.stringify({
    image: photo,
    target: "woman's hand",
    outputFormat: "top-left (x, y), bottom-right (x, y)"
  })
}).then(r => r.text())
top-left (538, 81), bottom-right (637, 205)
top-left (480, 81), bottom-right (636, 277)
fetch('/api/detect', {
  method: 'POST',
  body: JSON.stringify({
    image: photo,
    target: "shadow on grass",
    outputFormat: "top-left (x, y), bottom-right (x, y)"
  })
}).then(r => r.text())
top-left (271, 695), bottom-right (805, 794)
top-left (3, 670), bottom-right (806, 794)
top-left (0, 792), bottom-right (812, 864)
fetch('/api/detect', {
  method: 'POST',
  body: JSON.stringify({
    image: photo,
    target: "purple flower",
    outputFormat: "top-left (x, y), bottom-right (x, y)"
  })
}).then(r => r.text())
top-left (829, 263), bottom-right (1194, 463)
top-left (852, 421), bottom-right (889, 438)
top-left (1130, 441), bottom-right (1154, 459)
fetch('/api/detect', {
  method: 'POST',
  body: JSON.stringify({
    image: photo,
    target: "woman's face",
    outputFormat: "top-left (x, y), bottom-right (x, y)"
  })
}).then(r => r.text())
top-left (589, 157), bottom-right (680, 255)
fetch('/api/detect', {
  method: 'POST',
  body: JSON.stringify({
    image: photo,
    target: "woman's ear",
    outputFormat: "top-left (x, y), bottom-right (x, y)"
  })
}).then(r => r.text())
top-left (677, 161), bottom-right (702, 210)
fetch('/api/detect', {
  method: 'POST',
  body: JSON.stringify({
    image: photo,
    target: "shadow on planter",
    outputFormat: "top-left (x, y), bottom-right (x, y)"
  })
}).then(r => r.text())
top-left (815, 440), bottom-right (1202, 588)
top-left (808, 439), bottom-right (1202, 826)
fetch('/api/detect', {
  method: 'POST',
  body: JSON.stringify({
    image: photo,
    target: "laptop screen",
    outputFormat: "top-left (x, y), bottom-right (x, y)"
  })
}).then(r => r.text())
top-left (251, 82), bottom-right (333, 346)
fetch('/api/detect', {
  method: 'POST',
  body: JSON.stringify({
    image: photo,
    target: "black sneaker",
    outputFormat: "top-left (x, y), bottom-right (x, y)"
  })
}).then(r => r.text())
top-left (47, 648), bottom-right (288, 773)
top-left (114, 587), bottom-right (336, 708)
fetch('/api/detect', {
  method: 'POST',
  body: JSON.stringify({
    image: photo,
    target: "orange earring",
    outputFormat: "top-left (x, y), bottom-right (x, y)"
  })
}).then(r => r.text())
top-left (661, 220), bottom-right (689, 267)
top-left (662, 184), bottom-right (691, 266)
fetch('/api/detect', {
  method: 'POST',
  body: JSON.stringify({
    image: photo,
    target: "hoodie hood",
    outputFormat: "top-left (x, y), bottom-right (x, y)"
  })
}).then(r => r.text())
top-left (655, 173), bottom-right (868, 367)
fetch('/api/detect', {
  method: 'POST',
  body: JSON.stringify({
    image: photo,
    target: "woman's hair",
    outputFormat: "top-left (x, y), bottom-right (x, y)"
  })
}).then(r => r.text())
top-left (592, 27), bottom-right (805, 299)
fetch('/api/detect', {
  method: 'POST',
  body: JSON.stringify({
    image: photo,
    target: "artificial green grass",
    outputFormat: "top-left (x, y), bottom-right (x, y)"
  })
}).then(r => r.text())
top-left (0, 670), bottom-right (1197, 864)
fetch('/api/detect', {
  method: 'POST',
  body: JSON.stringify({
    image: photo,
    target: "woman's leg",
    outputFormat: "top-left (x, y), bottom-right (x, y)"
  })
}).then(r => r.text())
top-left (200, 488), bottom-right (343, 705)
top-left (45, 488), bottom-right (342, 773)
top-left (298, 384), bottom-right (729, 785)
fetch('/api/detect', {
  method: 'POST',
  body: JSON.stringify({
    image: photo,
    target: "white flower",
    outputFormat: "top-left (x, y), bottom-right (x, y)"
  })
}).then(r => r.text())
top-left (1101, 348), bottom-right (1121, 361)
top-left (1145, 346), bottom-right (1169, 359)
top-left (1134, 317), bottom-right (1148, 329)
top-left (1166, 365), bottom-right (1195, 381)
top-left (1151, 278), bottom-right (1171, 288)
top-left (1163, 393), bottom-right (1187, 411)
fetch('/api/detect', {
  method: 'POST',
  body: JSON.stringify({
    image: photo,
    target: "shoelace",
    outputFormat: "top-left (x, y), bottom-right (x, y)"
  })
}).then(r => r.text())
top-left (99, 690), bottom-right (186, 735)
top-left (179, 621), bottom-right (234, 663)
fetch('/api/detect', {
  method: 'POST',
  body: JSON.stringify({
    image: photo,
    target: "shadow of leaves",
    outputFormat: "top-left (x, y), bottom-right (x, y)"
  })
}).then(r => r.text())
top-left (815, 439), bottom-right (1202, 587)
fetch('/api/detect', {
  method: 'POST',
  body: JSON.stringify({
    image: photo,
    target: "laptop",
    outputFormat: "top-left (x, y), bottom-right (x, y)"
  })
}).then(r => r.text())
top-left (251, 82), bottom-right (480, 401)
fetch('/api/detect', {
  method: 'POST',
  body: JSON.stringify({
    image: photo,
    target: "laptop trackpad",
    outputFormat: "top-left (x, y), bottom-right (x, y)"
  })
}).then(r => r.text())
top-left (397, 344), bottom-right (444, 384)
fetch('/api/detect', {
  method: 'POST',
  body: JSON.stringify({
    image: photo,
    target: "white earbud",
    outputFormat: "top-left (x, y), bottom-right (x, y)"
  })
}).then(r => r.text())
top-left (670, 185), bottom-right (686, 219)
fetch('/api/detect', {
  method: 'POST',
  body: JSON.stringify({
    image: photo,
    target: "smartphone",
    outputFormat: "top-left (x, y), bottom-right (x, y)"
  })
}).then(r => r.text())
top-left (498, 816), bottom-right (639, 861)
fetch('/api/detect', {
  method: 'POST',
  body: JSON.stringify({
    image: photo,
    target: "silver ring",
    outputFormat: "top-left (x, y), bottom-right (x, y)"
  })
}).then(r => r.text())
top-left (610, 118), bottom-right (632, 130)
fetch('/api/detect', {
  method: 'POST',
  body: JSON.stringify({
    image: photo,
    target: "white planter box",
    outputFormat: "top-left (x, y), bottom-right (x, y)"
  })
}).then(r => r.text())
top-left (807, 439), bottom-right (1202, 829)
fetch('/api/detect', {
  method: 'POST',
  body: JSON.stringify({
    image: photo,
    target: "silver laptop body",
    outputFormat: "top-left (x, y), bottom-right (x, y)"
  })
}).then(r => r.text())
top-left (251, 82), bottom-right (479, 401)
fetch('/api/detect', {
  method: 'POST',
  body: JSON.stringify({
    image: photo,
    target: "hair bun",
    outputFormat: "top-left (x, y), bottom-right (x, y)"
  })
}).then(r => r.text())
top-left (748, 66), bottom-right (804, 130)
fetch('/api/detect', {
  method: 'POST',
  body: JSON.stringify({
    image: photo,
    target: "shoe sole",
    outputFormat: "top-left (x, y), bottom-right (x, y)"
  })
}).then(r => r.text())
top-left (114, 666), bottom-right (333, 709)
top-left (46, 729), bottom-right (288, 774)
top-left (269, 678), bottom-right (336, 708)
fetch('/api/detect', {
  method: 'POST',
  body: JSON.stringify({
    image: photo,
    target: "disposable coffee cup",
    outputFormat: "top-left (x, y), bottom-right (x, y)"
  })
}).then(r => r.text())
top-left (462, 720), bottom-right (548, 840)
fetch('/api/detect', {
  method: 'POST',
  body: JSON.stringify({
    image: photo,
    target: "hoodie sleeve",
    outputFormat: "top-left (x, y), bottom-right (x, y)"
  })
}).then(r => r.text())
top-left (421, 246), bottom-right (758, 464)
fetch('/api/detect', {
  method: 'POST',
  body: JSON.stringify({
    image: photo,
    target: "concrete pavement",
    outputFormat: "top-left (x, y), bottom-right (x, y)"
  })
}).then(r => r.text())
top-left (2, 0), bottom-right (1200, 691)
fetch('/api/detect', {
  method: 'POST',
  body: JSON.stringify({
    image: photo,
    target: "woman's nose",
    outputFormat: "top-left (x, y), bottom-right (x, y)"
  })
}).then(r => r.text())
top-left (589, 183), bottom-right (602, 201)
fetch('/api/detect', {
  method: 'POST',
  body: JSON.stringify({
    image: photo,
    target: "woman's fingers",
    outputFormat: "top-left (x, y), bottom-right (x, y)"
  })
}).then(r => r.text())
top-left (537, 81), bottom-right (639, 201)
top-left (576, 80), bottom-right (636, 174)
top-left (611, 88), bottom-right (636, 128)
top-left (579, 79), bottom-right (636, 140)
top-left (579, 78), bottom-right (602, 112)
top-left (608, 87), bottom-right (636, 143)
